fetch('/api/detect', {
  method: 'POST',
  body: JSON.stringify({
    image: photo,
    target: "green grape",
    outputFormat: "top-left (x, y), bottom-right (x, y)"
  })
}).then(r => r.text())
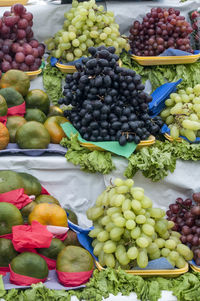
top-left (130, 187), bottom-right (144, 201)
top-left (170, 103), bottom-right (183, 115)
top-left (91, 238), bottom-right (98, 248)
top-left (107, 207), bottom-right (121, 216)
top-left (124, 179), bottom-right (134, 187)
top-left (137, 249), bottom-right (148, 268)
top-left (66, 52), bottom-right (74, 62)
top-left (90, 31), bottom-right (98, 38)
top-left (72, 39), bottom-right (80, 47)
top-left (74, 48), bottom-right (82, 58)
top-left (131, 227), bottom-right (141, 239)
top-left (141, 233), bottom-right (152, 244)
top-left (125, 219), bottom-right (136, 230)
top-left (171, 231), bottom-right (181, 238)
top-left (123, 210), bottom-right (135, 220)
top-left (193, 97), bottom-right (200, 104)
top-left (193, 84), bottom-right (200, 96)
top-left (165, 98), bottom-right (174, 106)
top-left (147, 242), bottom-right (159, 254)
top-left (169, 251), bottom-right (179, 261)
top-left (123, 229), bottom-right (132, 240)
top-left (86, 39), bottom-right (94, 47)
top-left (137, 209), bottom-right (146, 215)
top-left (87, 207), bottom-right (104, 221)
top-left (93, 242), bottom-right (104, 256)
top-left (188, 93), bottom-right (195, 101)
top-left (146, 218), bottom-right (155, 226)
top-left (145, 212), bottom-right (151, 218)
top-left (186, 87), bottom-right (193, 95)
top-left (97, 230), bottom-right (109, 242)
top-left (114, 194), bottom-right (125, 207)
top-left (115, 245), bottom-right (126, 260)
top-left (127, 247), bottom-right (138, 260)
top-left (161, 231), bottom-right (170, 240)
top-left (190, 113), bottom-right (199, 121)
top-left (141, 196), bottom-right (152, 209)
top-left (176, 244), bottom-right (193, 260)
top-left (155, 238), bottom-right (165, 248)
top-left (101, 215), bottom-right (111, 226)
top-left (136, 237), bottom-right (149, 248)
top-left (142, 224), bottom-right (154, 236)
top-left (165, 115), bottom-right (174, 125)
top-left (122, 199), bottom-right (132, 211)
top-left (167, 221), bottom-right (174, 229)
top-left (170, 124), bottom-right (180, 139)
top-left (149, 250), bottom-right (160, 260)
top-left (131, 200), bottom-right (142, 212)
top-left (193, 104), bottom-right (200, 114)
top-left (98, 250), bottom-right (105, 266)
top-left (110, 227), bottom-right (124, 241)
top-left (149, 208), bottom-right (165, 219)
top-left (113, 217), bottom-right (126, 228)
top-left (103, 27), bottom-right (112, 35)
top-left (174, 95), bottom-right (182, 103)
top-left (161, 108), bottom-right (171, 119)
top-left (161, 248), bottom-right (170, 257)
top-left (185, 129), bottom-right (196, 141)
top-left (166, 256), bottom-right (175, 267)
top-left (178, 89), bottom-right (185, 94)
top-left (105, 222), bottom-right (115, 232)
top-left (114, 178), bottom-right (124, 186)
top-left (116, 185), bottom-right (129, 194)
top-left (89, 227), bottom-right (102, 238)
top-left (103, 240), bottom-right (116, 254)
top-left (181, 94), bottom-right (190, 103)
top-left (104, 253), bottom-right (115, 268)
top-left (68, 32), bottom-right (76, 40)
top-left (165, 239), bottom-right (177, 250)
top-left (175, 255), bottom-right (186, 269)
top-left (118, 253), bottom-right (130, 266)
top-left (182, 119), bottom-right (200, 130)
top-left (136, 215), bottom-right (146, 224)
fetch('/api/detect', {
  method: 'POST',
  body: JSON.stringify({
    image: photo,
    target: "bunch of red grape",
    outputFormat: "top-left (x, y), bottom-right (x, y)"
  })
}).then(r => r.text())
top-left (167, 193), bottom-right (200, 265)
top-left (0, 4), bottom-right (45, 74)
top-left (189, 10), bottom-right (200, 50)
top-left (129, 7), bottom-right (193, 56)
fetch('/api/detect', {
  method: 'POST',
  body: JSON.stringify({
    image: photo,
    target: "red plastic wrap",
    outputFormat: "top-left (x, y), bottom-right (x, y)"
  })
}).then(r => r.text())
top-left (41, 186), bottom-right (50, 195)
top-left (56, 269), bottom-right (93, 287)
top-left (0, 188), bottom-right (32, 209)
top-left (0, 102), bottom-right (26, 125)
top-left (0, 266), bottom-right (9, 276)
top-left (0, 116), bottom-right (7, 125)
top-left (9, 264), bottom-right (47, 286)
top-left (0, 233), bottom-right (13, 240)
top-left (12, 221), bottom-right (53, 252)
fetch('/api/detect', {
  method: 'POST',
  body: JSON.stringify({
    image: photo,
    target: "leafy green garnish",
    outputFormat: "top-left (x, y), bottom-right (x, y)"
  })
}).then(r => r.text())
top-left (60, 135), bottom-right (115, 174)
top-left (120, 51), bottom-right (200, 91)
top-left (125, 140), bottom-right (200, 181)
top-left (43, 63), bottom-right (64, 105)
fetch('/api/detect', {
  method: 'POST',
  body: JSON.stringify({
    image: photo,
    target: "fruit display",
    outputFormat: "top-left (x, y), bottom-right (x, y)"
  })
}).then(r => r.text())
top-left (87, 178), bottom-right (193, 269)
top-left (167, 193), bottom-right (200, 265)
top-left (60, 46), bottom-right (163, 146)
top-left (0, 4), bottom-right (45, 74)
top-left (129, 7), bottom-right (193, 56)
top-left (160, 84), bottom-right (200, 141)
top-left (56, 245), bottom-right (94, 272)
top-left (45, 0), bottom-right (129, 62)
top-left (10, 252), bottom-right (49, 279)
top-left (189, 10), bottom-right (200, 50)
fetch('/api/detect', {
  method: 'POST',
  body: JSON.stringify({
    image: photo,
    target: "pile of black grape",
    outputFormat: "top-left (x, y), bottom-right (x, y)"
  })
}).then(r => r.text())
top-left (59, 46), bottom-right (163, 145)
top-left (129, 7), bottom-right (193, 56)
top-left (167, 193), bottom-right (200, 265)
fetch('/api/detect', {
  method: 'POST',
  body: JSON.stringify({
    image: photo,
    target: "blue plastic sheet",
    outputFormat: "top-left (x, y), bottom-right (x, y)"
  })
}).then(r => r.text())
top-left (50, 56), bottom-right (85, 67)
top-left (159, 48), bottom-right (200, 56)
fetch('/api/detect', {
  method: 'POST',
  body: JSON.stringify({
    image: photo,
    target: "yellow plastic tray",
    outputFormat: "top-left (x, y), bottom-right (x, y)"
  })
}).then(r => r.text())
top-left (26, 68), bottom-right (42, 80)
top-left (164, 133), bottom-right (183, 143)
top-left (80, 135), bottom-right (155, 152)
top-left (0, 0), bottom-right (27, 5)
top-left (56, 62), bottom-right (76, 74)
top-left (190, 264), bottom-right (200, 272)
top-left (95, 261), bottom-right (188, 277)
top-left (131, 53), bottom-right (200, 66)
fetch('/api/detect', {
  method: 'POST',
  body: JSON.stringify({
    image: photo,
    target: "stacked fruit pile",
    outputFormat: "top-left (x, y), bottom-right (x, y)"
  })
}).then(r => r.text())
top-left (0, 3), bottom-right (45, 75)
top-left (60, 46), bottom-right (163, 146)
top-left (167, 193), bottom-right (200, 265)
top-left (0, 70), bottom-right (68, 150)
top-left (87, 178), bottom-right (193, 269)
top-left (129, 7), bottom-right (193, 56)
top-left (160, 84), bottom-right (200, 141)
top-left (0, 170), bottom-right (94, 283)
top-left (45, 0), bottom-right (129, 62)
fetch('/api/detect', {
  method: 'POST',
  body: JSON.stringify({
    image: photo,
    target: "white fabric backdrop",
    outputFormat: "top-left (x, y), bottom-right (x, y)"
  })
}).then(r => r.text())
top-left (0, 0), bottom-right (199, 300)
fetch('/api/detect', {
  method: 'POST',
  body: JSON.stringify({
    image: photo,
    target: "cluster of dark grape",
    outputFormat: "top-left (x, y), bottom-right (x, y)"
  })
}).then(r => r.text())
top-left (129, 7), bottom-right (193, 56)
top-left (59, 46), bottom-right (163, 146)
top-left (0, 3), bottom-right (45, 76)
top-left (167, 193), bottom-right (200, 265)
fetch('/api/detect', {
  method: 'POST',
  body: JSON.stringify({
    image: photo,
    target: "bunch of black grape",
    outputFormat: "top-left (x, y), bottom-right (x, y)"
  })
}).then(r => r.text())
top-left (59, 46), bottom-right (163, 145)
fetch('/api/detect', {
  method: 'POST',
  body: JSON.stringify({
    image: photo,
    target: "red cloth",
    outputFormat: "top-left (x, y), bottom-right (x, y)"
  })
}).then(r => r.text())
top-left (9, 264), bottom-right (47, 286)
top-left (0, 116), bottom-right (7, 125)
top-left (55, 232), bottom-right (68, 241)
top-left (56, 269), bottom-right (93, 287)
top-left (0, 188), bottom-right (32, 209)
top-left (0, 233), bottom-right (12, 240)
top-left (12, 221), bottom-right (53, 252)
top-left (41, 186), bottom-right (50, 195)
top-left (0, 266), bottom-right (9, 276)
top-left (38, 254), bottom-right (56, 270)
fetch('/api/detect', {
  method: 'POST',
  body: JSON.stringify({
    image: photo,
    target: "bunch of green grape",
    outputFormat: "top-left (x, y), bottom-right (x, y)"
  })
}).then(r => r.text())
top-left (87, 178), bottom-right (193, 270)
top-left (45, 0), bottom-right (129, 62)
top-left (160, 84), bottom-right (200, 141)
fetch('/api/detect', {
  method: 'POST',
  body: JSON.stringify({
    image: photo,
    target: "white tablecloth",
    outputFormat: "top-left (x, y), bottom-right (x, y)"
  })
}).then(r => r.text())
top-left (0, 1), bottom-right (199, 300)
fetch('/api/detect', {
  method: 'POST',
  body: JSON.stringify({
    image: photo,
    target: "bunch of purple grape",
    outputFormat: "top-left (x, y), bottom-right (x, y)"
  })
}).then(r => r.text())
top-left (167, 193), bottom-right (200, 265)
top-left (129, 7), bottom-right (193, 56)
top-left (0, 3), bottom-right (45, 75)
